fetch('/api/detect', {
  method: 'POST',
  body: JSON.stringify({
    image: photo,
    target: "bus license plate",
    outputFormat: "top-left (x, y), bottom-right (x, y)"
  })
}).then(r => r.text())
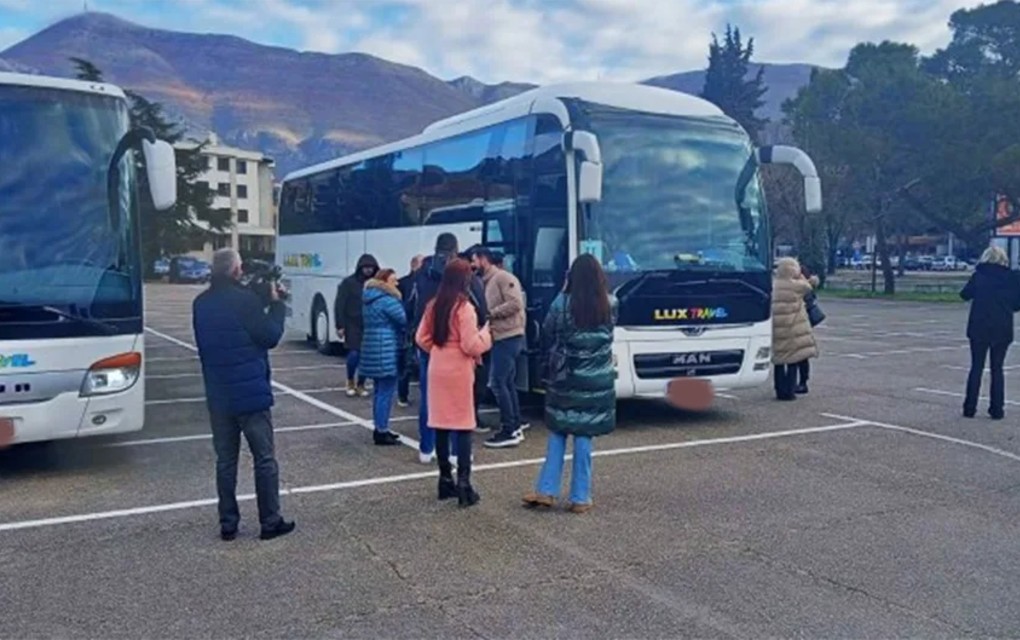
top-left (0, 418), bottom-right (14, 448)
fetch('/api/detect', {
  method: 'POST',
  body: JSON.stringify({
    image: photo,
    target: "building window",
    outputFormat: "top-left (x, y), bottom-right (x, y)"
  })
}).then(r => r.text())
top-left (218, 157), bottom-right (230, 172)
top-left (237, 209), bottom-right (249, 223)
top-left (217, 184), bottom-right (230, 197)
top-left (237, 160), bottom-right (248, 175)
top-left (207, 156), bottom-right (215, 170)
top-left (237, 185), bottom-right (248, 199)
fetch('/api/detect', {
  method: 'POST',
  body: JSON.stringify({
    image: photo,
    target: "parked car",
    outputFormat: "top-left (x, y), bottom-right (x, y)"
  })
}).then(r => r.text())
top-left (169, 256), bottom-right (210, 284)
top-left (931, 256), bottom-right (967, 272)
top-left (152, 258), bottom-right (170, 277)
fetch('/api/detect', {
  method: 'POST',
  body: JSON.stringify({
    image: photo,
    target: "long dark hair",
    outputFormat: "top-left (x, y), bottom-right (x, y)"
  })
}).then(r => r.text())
top-left (430, 258), bottom-right (472, 347)
top-left (566, 254), bottom-right (611, 330)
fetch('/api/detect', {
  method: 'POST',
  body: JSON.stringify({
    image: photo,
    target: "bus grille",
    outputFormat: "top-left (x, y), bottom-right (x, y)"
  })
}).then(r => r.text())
top-left (633, 350), bottom-right (745, 380)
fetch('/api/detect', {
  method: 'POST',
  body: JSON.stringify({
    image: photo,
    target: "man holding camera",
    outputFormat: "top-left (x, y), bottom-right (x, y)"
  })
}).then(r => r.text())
top-left (193, 249), bottom-right (295, 542)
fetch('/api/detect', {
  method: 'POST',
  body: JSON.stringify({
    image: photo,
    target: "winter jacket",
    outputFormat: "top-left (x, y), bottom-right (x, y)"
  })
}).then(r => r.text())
top-left (192, 276), bottom-right (285, 416)
top-left (771, 257), bottom-right (818, 365)
top-left (359, 279), bottom-right (407, 379)
top-left (415, 299), bottom-right (492, 430)
top-left (961, 263), bottom-right (1020, 345)
top-left (334, 254), bottom-right (379, 350)
top-left (542, 293), bottom-right (616, 438)
top-left (412, 252), bottom-right (487, 331)
top-left (482, 266), bottom-right (525, 341)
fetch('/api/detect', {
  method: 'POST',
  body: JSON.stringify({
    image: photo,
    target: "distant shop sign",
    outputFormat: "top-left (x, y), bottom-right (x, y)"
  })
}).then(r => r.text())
top-left (993, 194), bottom-right (1020, 237)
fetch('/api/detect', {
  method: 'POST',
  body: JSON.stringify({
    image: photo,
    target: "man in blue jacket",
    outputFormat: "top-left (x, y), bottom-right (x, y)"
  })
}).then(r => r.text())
top-left (193, 249), bottom-right (295, 542)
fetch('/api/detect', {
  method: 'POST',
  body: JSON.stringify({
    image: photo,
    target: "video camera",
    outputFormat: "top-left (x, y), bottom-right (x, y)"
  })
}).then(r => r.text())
top-left (241, 259), bottom-right (288, 306)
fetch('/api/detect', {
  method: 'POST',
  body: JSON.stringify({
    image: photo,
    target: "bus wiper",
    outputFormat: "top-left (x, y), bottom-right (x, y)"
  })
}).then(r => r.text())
top-left (668, 278), bottom-right (769, 301)
top-left (0, 302), bottom-right (118, 335)
top-left (616, 271), bottom-right (669, 304)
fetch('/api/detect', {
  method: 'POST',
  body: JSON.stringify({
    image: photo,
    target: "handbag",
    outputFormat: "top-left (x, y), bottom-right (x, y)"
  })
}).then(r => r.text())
top-left (805, 292), bottom-right (826, 327)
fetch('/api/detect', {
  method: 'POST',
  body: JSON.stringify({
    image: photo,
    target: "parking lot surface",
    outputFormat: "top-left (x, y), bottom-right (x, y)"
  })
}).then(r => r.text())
top-left (4, 284), bottom-right (1020, 638)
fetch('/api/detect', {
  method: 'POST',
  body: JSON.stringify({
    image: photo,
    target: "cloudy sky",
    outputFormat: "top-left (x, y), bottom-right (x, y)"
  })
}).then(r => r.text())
top-left (0, 0), bottom-right (983, 83)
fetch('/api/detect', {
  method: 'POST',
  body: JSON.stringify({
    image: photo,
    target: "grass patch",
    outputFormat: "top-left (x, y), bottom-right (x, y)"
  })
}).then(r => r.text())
top-left (818, 288), bottom-right (963, 303)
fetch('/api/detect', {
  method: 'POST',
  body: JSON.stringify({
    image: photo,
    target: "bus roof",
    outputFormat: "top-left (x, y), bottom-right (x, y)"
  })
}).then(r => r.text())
top-left (0, 71), bottom-right (127, 100)
top-left (283, 81), bottom-right (728, 183)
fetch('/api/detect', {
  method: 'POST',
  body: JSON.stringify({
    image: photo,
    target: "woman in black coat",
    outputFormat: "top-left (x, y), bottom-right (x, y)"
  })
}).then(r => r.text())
top-left (960, 246), bottom-right (1020, 420)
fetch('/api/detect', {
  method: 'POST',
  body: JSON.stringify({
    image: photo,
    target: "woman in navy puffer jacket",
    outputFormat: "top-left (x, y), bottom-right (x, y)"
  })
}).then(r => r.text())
top-left (361, 268), bottom-right (407, 445)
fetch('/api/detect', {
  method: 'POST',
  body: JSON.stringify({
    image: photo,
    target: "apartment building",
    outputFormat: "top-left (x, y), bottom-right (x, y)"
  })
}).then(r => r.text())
top-left (177, 134), bottom-right (277, 260)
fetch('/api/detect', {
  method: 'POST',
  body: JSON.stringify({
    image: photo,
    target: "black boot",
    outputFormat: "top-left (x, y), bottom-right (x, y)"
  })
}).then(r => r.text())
top-left (457, 475), bottom-right (480, 508)
top-left (437, 462), bottom-right (457, 500)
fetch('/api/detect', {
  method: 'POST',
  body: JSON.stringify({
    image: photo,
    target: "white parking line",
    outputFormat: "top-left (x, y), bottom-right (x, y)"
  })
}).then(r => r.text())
top-left (147, 364), bottom-right (346, 380)
top-left (144, 328), bottom-right (421, 451)
top-left (0, 418), bottom-right (870, 533)
top-left (913, 387), bottom-right (1020, 407)
top-left (822, 412), bottom-right (1020, 464)
top-left (832, 345), bottom-right (967, 360)
top-left (108, 421), bottom-right (356, 447)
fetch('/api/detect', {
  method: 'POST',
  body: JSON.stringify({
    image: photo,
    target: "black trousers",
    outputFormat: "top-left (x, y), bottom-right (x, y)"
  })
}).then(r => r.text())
top-left (964, 339), bottom-right (1010, 416)
top-left (797, 360), bottom-right (810, 387)
top-left (773, 363), bottom-right (801, 400)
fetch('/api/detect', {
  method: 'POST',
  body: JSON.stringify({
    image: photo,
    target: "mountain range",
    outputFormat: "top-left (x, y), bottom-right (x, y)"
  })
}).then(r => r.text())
top-left (0, 12), bottom-right (817, 176)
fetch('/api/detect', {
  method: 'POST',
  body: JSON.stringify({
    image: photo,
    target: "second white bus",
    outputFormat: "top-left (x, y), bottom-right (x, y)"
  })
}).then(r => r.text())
top-left (276, 82), bottom-right (821, 399)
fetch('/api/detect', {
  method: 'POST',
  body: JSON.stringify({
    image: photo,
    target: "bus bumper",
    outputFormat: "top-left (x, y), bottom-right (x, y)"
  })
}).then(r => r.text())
top-left (1, 380), bottom-right (145, 446)
top-left (614, 333), bottom-right (773, 399)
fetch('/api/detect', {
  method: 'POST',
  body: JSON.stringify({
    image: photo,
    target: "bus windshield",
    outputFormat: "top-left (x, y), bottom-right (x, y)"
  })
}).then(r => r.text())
top-left (579, 105), bottom-right (769, 275)
top-left (0, 85), bottom-right (141, 328)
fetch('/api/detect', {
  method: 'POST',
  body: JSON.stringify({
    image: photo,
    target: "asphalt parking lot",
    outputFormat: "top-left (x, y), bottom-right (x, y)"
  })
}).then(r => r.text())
top-left (4, 284), bottom-right (1020, 638)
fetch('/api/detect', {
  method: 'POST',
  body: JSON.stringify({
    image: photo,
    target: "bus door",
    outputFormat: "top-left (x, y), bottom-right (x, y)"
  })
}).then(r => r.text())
top-left (519, 208), bottom-right (568, 391)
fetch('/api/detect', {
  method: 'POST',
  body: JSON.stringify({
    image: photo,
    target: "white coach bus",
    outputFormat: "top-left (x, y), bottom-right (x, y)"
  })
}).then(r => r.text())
top-left (276, 82), bottom-right (821, 399)
top-left (0, 72), bottom-right (176, 445)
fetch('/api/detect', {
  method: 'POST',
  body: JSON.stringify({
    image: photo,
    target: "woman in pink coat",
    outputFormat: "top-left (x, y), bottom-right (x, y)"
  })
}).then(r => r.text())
top-left (415, 258), bottom-right (492, 507)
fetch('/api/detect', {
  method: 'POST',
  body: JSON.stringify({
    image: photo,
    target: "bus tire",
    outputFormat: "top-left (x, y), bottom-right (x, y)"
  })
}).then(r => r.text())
top-left (311, 297), bottom-right (336, 355)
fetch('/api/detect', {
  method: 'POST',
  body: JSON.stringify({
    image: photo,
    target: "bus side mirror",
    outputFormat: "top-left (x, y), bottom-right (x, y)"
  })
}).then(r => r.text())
top-left (804, 176), bottom-right (822, 214)
top-left (565, 130), bottom-right (603, 204)
top-left (578, 161), bottom-right (602, 203)
top-left (758, 145), bottom-right (822, 214)
top-left (143, 139), bottom-right (177, 211)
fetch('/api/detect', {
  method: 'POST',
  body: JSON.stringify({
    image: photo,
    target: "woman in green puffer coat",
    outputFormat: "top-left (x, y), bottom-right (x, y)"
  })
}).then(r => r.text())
top-left (524, 254), bottom-right (616, 514)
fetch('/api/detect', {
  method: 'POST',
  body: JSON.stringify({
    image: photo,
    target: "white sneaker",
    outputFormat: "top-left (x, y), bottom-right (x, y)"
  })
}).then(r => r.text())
top-left (418, 451), bottom-right (435, 464)
top-left (519, 422), bottom-right (531, 432)
top-left (345, 386), bottom-right (356, 398)
top-left (397, 400), bottom-right (410, 408)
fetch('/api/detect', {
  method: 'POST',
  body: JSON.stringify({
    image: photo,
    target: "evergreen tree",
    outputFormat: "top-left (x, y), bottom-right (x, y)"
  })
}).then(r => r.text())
top-left (68, 59), bottom-right (231, 273)
top-left (701, 25), bottom-right (769, 139)
top-left (70, 57), bottom-right (104, 82)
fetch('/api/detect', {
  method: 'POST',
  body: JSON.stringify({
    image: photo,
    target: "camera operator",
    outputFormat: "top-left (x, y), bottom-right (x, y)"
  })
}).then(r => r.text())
top-left (192, 248), bottom-right (295, 542)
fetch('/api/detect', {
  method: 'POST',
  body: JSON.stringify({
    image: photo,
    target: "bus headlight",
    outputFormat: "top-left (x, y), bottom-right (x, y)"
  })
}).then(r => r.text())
top-left (81, 352), bottom-right (142, 397)
top-left (755, 347), bottom-right (771, 360)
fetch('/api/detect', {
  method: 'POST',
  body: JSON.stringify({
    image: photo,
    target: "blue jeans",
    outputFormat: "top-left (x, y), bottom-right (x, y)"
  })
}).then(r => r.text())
top-left (346, 349), bottom-right (366, 386)
top-left (536, 432), bottom-right (593, 505)
top-left (210, 410), bottom-right (282, 530)
top-left (418, 349), bottom-right (457, 456)
top-left (489, 336), bottom-right (523, 436)
top-left (372, 376), bottom-right (397, 432)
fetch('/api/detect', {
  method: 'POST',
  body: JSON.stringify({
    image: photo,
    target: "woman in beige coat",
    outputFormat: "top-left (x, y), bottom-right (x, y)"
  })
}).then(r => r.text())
top-left (772, 257), bottom-right (819, 400)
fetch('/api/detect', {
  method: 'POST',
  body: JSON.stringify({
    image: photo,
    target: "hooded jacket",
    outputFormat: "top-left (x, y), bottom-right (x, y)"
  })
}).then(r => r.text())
top-left (771, 257), bottom-right (819, 365)
top-left (334, 254), bottom-right (379, 350)
top-left (411, 252), bottom-right (487, 331)
top-left (359, 278), bottom-right (407, 379)
top-left (961, 262), bottom-right (1020, 345)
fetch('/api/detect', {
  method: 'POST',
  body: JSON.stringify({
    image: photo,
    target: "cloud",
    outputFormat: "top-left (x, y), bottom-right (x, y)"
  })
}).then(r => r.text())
top-left (0, 0), bottom-right (993, 83)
